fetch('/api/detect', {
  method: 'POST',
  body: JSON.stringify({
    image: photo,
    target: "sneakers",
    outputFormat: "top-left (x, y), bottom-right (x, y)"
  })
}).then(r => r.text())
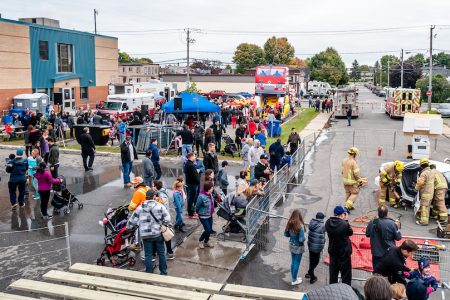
top-left (11, 204), bottom-right (18, 210)
top-left (204, 242), bottom-right (214, 248)
top-left (305, 273), bottom-right (311, 279)
top-left (210, 230), bottom-right (217, 235)
top-left (291, 278), bottom-right (302, 285)
top-left (310, 276), bottom-right (318, 284)
top-left (42, 215), bottom-right (53, 220)
top-left (19, 203), bottom-right (25, 208)
top-left (166, 253), bottom-right (174, 260)
top-left (188, 215), bottom-right (199, 219)
top-left (198, 241), bottom-right (205, 249)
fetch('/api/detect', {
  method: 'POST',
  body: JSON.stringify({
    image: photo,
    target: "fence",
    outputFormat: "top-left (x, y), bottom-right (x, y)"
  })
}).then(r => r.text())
top-left (0, 222), bottom-right (71, 291)
top-left (133, 124), bottom-right (181, 153)
top-left (243, 131), bottom-right (320, 258)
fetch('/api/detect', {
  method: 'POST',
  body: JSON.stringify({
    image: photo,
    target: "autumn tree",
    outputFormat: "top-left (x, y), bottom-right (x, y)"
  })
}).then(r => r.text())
top-left (309, 47), bottom-right (348, 85)
top-left (263, 36), bottom-right (295, 65)
top-left (232, 43), bottom-right (265, 73)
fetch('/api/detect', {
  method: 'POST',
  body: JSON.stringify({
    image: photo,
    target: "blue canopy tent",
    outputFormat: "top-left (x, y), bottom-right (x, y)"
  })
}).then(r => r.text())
top-left (162, 92), bottom-right (220, 113)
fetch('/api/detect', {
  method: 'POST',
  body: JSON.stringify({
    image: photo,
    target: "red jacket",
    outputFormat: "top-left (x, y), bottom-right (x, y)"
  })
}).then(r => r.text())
top-left (247, 121), bottom-right (257, 135)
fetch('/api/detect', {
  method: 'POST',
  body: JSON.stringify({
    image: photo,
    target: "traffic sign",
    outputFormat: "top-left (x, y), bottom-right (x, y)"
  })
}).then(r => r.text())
top-left (426, 90), bottom-right (432, 97)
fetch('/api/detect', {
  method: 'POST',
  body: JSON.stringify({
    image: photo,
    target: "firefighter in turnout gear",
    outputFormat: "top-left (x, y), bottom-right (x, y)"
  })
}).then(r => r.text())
top-left (415, 158), bottom-right (434, 226)
top-left (430, 164), bottom-right (448, 224)
top-left (379, 160), bottom-right (404, 208)
top-left (342, 147), bottom-right (363, 210)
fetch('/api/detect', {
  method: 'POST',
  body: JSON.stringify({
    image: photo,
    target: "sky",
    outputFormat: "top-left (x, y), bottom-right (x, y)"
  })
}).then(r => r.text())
top-left (2, 0), bottom-right (450, 67)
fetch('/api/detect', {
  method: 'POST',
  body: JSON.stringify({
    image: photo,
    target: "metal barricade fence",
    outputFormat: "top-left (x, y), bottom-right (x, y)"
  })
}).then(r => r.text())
top-left (243, 132), bottom-right (320, 258)
top-left (134, 125), bottom-right (180, 153)
top-left (0, 222), bottom-right (71, 291)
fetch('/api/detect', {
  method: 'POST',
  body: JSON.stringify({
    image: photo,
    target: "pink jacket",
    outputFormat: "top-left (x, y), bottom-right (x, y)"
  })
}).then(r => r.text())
top-left (33, 170), bottom-right (61, 191)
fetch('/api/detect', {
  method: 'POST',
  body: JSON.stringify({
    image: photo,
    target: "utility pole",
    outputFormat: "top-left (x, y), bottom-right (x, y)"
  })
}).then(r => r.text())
top-left (428, 25), bottom-right (435, 111)
top-left (94, 9), bottom-right (98, 35)
top-left (184, 28), bottom-right (199, 88)
top-left (400, 49), bottom-right (404, 88)
top-left (387, 60), bottom-right (390, 87)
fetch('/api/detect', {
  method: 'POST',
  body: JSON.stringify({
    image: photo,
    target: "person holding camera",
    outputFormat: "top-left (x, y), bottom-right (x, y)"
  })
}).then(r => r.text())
top-left (254, 154), bottom-right (273, 181)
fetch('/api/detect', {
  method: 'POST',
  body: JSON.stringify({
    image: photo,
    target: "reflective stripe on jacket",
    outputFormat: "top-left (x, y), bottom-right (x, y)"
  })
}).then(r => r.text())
top-left (380, 163), bottom-right (402, 184)
top-left (342, 156), bottom-right (361, 185)
top-left (415, 167), bottom-right (434, 201)
top-left (129, 186), bottom-right (150, 211)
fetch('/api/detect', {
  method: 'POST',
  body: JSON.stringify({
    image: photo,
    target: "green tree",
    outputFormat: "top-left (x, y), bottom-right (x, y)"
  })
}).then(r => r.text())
top-left (118, 51), bottom-right (133, 63)
top-left (432, 52), bottom-right (450, 68)
top-left (407, 53), bottom-right (426, 67)
top-left (232, 43), bottom-right (265, 74)
top-left (225, 65), bottom-right (232, 71)
top-left (416, 74), bottom-right (450, 103)
top-left (359, 64), bottom-right (370, 72)
top-left (380, 55), bottom-right (400, 86)
top-left (374, 61), bottom-right (381, 85)
top-left (184, 82), bottom-right (201, 93)
top-left (350, 59), bottom-right (361, 82)
top-left (263, 36), bottom-right (295, 65)
top-left (135, 57), bottom-right (153, 64)
top-left (309, 47), bottom-right (348, 85)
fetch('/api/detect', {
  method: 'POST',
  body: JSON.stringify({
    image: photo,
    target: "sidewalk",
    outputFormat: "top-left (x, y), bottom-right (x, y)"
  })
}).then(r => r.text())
top-left (298, 112), bottom-right (332, 139)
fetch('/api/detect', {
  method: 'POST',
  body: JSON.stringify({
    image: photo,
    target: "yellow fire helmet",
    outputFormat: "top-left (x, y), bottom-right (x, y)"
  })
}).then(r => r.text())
top-left (394, 160), bottom-right (404, 172)
top-left (347, 147), bottom-right (359, 155)
top-left (419, 158), bottom-right (429, 166)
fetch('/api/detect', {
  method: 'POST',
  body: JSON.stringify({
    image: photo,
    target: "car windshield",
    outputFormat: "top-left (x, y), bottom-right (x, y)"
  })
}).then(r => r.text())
top-left (103, 101), bottom-right (122, 110)
top-left (439, 104), bottom-right (450, 109)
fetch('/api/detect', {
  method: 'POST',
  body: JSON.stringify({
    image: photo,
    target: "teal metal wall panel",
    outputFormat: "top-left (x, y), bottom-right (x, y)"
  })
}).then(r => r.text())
top-left (29, 25), bottom-right (96, 88)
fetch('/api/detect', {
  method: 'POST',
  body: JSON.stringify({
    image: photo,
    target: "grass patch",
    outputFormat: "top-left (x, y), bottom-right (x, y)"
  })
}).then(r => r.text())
top-left (0, 139), bottom-right (26, 146)
top-left (266, 108), bottom-right (320, 146)
top-left (421, 109), bottom-right (439, 114)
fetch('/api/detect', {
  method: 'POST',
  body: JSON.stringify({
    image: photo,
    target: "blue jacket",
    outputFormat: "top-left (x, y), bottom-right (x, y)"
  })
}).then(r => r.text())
top-left (284, 227), bottom-right (305, 246)
top-left (255, 132), bottom-right (266, 146)
top-left (118, 122), bottom-right (127, 134)
top-left (195, 190), bottom-right (214, 218)
top-left (409, 270), bottom-right (438, 294)
top-left (308, 218), bottom-right (326, 253)
top-left (6, 158), bottom-right (28, 183)
top-left (148, 144), bottom-right (160, 164)
top-left (173, 191), bottom-right (184, 211)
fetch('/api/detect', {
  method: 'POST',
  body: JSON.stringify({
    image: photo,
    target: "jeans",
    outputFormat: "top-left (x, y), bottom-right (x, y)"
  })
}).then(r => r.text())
top-left (372, 256), bottom-right (382, 272)
top-left (122, 161), bottom-right (133, 184)
top-left (270, 158), bottom-right (281, 171)
top-left (291, 252), bottom-right (303, 282)
top-left (186, 184), bottom-right (199, 216)
top-left (308, 251), bottom-right (321, 278)
top-left (50, 164), bottom-right (59, 178)
top-left (250, 165), bottom-right (255, 182)
top-left (329, 255), bottom-right (352, 286)
top-left (38, 190), bottom-right (51, 216)
top-left (8, 181), bottom-right (26, 206)
top-left (195, 139), bottom-right (204, 155)
top-left (175, 207), bottom-right (183, 226)
top-left (81, 150), bottom-right (95, 170)
top-left (347, 116), bottom-right (352, 126)
top-left (119, 132), bottom-right (126, 144)
top-left (199, 217), bottom-right (213, 244)
top-left (214, 135), bottom-right (222, 152)
top-left (142, 236), bottom-right (167, 275)
top-left (30, 176), bottom-right (40, 199)
top-left (153, 162), bottom-right (162, 180)
top-left (182, 144), bottom-right (193, 157)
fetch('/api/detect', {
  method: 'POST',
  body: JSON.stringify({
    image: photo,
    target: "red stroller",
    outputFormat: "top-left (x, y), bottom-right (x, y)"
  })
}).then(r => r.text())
top-left (97, 227), bottom-right (136, 267)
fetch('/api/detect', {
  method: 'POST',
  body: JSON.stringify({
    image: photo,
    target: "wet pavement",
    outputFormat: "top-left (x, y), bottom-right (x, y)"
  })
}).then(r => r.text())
top-left (227, 86), bottom-right (450, 298)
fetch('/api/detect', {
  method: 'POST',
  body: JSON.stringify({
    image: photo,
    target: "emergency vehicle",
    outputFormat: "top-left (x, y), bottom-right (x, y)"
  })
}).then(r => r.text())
top-left (108, 80), bottom-right (177, 102)
top-left (254, 66), bottom-right (290, 117)
top-left (98, 93), bottom-right (155, 120)
top-left (334, 89), bottom-right (359, 118)
top-left (385, 88), bottom-right (421, 118)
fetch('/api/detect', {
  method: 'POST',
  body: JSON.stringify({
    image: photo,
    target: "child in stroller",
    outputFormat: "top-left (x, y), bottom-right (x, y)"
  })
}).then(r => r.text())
top-left (51, 175), bottom-right (83, 215)
top-left (221, 134), bottom-right (238, 157)
top-left (216, 192), bottom-right (247, 242)
top-left (98, 204), bottom-right (136, 267)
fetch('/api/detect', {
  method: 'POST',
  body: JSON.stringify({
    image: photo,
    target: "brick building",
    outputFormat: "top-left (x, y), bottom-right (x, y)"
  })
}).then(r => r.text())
top-left (119, 62), bottom-right (160, 83)
top-left (0, 17), bottom-right (118, 111)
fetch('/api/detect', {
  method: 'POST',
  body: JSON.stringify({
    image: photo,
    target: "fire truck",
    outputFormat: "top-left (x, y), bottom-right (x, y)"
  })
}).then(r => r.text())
top-left (385, 88), bottom-right (421, 118)
top-left (334, 89), bottom-right (359, 118)
top-left (254, 66), bottom-right (290, 117)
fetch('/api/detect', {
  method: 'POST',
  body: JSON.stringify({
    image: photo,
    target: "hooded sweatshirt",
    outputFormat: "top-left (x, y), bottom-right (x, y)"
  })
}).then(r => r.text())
top-left (33, 170), bottom-right (61, 191)
top-left (126, 200), bottom-right (170, 239)
top-left (325, 216), bottom-right (353, 258)
top-left (6, 157), bottom-right (28, 183)
top-left (308, 218), bottom-right (326, 253)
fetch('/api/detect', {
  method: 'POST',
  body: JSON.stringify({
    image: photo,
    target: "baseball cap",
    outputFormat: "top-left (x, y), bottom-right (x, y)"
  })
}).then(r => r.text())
top-left (260, 154), bottom-right (269, 160)
top-left (126, 136), bottom-right (132, 140)
top-left (146, 190), bottom-right (158, 200)
top-left (333, 205), bottom-right (348, 216)
top-left (16, 148), bottom-right (24, 156)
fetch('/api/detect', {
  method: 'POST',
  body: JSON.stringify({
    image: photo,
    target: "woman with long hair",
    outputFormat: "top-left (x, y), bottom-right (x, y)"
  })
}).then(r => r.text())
top-left (24, 125), bottom-right (34, 157)
top-left (33, 162), bottom-right (62, 219)
top-left (204, 128), bottom-right (215, 147)
top-left (284, 209), bottom-right (306, 285)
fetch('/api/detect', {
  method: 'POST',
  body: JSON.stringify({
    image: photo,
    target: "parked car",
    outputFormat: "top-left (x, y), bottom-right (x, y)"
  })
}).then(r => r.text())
top-left (224, 93), bottom-right (246, 102)
top-left (437, 103), bottom-right (450, 118)
top-left (375, 160), bottom-right (450, 209)
top-left (378, 90), bottom-right (386, 97)
top-left (238, 92), bottom-right (253, 99)
top-left (208, 90), bottom-right (226, 99)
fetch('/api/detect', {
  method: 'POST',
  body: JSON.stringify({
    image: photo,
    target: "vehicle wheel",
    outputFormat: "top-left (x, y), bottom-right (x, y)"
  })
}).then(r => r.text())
top-left (78, 203), bottom-right (84, 209)
top-left (241, 236), bottom-right (247, 243)
top-left (96, 258), bottom-right (105, 266)
top-left (217, 233), bottom-right (225, 241)
top-left (69, 203), bottom-right (73, 209)
top-left (129, 257), bottom-right (136, 266)
top-left (63, 208), bottom-right (70, 215)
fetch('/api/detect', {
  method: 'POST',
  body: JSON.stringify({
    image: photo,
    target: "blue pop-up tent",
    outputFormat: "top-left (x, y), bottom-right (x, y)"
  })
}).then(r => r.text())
top-left (162, 92), bottom-right (220, 113)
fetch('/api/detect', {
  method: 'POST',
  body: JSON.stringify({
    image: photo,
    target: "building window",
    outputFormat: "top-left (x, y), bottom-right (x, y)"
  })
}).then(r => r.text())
top-left (57, 43), bottom-right (73, 72)
top-left (122, 67), bottom-right (125, 73)
top-left (129, 67), bottom-right (133, 72)
top-left (136, 67), bottom-right (141, 74)
top-left (136, 78), bottom-right (141, 83)
top-left (80, 87), bottom-right (88, 100)
top-left (39, 41), bottom-right (48, 60)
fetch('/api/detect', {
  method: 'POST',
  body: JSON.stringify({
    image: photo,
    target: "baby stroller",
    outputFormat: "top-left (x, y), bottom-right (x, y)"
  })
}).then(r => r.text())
top-left (221, 134), bottom-right (238, 157)
top-left (96, 226), bottom-right (137, 267)
top-left (216, 193), bottom-right (247, 242)
top-left (51, 175), bottom-right (83, 215)
top-left (101, 204), bottom-right (130, 237)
